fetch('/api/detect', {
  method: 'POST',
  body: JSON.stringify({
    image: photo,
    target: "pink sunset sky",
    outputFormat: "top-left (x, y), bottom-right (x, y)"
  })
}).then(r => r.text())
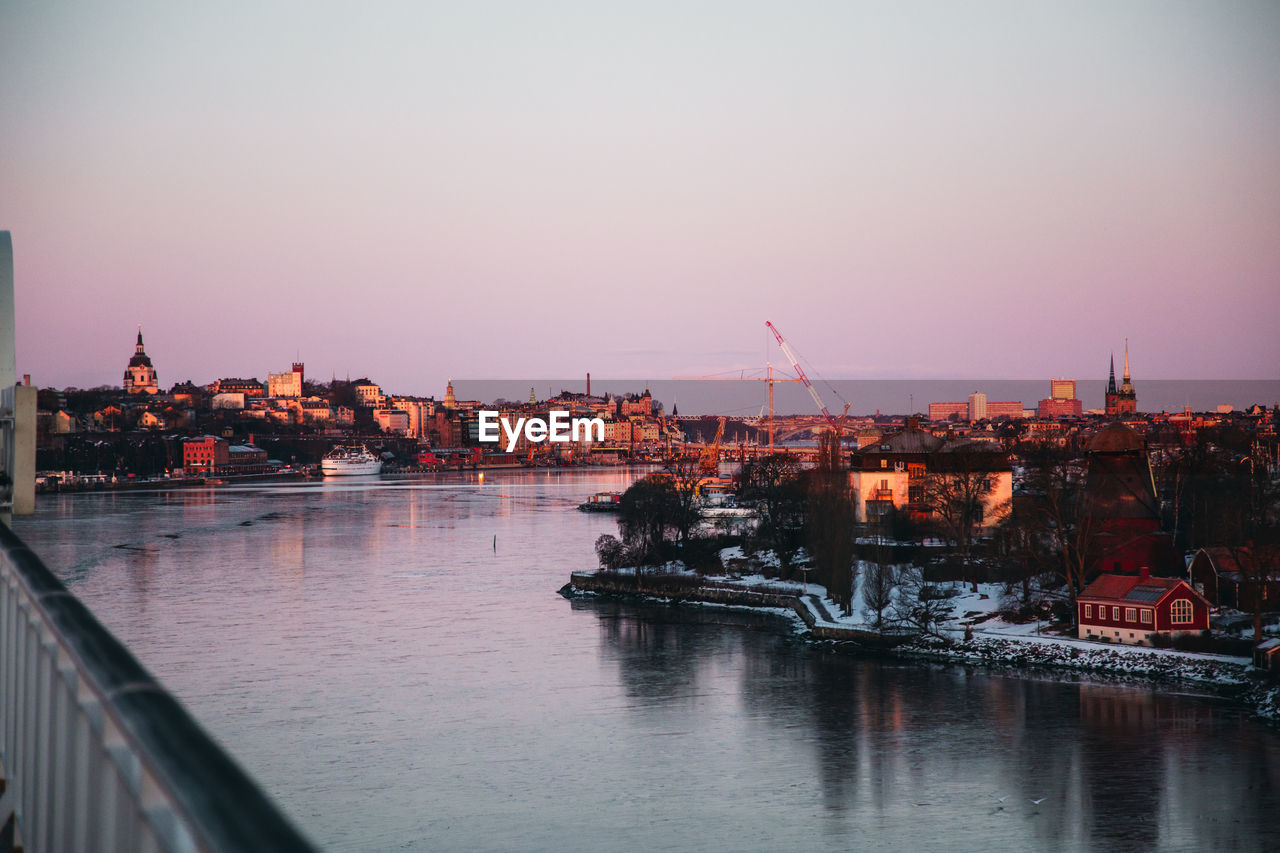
top-left (2, 2), bottom-right (1277, 397)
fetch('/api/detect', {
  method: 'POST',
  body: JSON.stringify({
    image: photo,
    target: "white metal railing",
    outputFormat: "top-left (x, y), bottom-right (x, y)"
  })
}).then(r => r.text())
top-left (0, 523), bottom-right (316, 852)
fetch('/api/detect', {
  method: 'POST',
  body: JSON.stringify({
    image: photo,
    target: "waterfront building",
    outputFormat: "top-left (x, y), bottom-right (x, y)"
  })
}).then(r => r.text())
top-left (228, 444), bottom-right (270, 473)
top-left (374, 407), bottom-right (411, 435)
top-left (183, 435), bottom-right (230, 472)
top-left (846, 426), bottom-right (1012, 527)
top-left (123, 328), bottom-right (159, 394)
top-left (390, 397), bottom-right (437, 439)
top-left (1076, 570), bottom-right (1209, 645)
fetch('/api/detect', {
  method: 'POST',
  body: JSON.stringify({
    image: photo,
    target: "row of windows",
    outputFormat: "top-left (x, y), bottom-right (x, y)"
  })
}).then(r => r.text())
top-left (1084, 604), bottom-right (1153, 625)
top-left (1083, 599), bottom-right (1194, 625)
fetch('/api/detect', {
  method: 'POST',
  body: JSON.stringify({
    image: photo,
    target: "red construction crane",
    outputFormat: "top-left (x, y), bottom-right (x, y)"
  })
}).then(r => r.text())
top-left (765, 321), bottom-right (837, 428)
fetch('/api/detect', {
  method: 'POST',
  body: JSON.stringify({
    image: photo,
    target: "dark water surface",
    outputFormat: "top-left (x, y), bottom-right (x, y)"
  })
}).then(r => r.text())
top-left (16, 470), bottom-right (1280, 852)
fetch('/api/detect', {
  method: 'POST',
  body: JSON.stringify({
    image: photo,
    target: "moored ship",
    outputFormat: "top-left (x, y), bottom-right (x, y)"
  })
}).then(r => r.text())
top-left (577, 491), bottom-right (622, 512)
top-left (320, 445), bottom-right (383, 476)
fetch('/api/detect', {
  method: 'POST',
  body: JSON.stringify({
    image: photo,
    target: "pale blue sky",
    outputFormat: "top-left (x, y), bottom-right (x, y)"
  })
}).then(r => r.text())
top-left (2, 1), bottom-right (1277, 395)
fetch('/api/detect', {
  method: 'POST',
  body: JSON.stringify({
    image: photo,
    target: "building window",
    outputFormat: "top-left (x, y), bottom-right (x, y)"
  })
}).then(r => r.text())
top-left (1125, 608), bottom-right (1136, 622)
top-left (1084, 605), bottom-right (1092, 619)
top-left (1141, 609), bottom-right (1152, 624)
top-left (1171, 599), bottom-right (1193, 624)
top-left (1112, 606), bottom-right (1120, 620)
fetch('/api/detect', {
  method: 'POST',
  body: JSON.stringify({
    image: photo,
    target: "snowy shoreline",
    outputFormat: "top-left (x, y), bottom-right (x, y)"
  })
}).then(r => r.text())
top-left (561, 569), bottom-right (1280, 723)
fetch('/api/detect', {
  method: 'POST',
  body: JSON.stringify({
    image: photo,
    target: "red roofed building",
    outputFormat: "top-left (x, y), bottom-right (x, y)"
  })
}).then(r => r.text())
top-left (1077, 570), bottom-right (1209, 645)
top-left (1188, 547), bottom-right (1280, 613)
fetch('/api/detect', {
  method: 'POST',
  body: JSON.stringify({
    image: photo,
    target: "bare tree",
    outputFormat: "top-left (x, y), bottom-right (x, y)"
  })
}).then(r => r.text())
top-left (1016, 442), bottom-right (1102, 616)
top-left (738, 453), bottom-right (805, 575)
top-left (918, 445), bottom-right (1003, 591)
top-left (863, 555), bottom-right (897, 632)
top-left (890, 566), bottom-right (953, 639)
top-left (806, 432), bottom-right (857, 615)
top-left (660, 456), bottom-right (705, 545)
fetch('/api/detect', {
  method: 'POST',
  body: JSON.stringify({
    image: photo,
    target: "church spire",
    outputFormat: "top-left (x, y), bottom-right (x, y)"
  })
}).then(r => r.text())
top-left (1122, 338), bottom-right (1130, 382)
top-left (1107, 354), bottom-right (1117, 395)
top-left (136, 325), bottom-right (145, 353)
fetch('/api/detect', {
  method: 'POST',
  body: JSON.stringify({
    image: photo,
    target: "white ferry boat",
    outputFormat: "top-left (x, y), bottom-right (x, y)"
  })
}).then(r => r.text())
top-left (320, 445), bottom-right (383, 476)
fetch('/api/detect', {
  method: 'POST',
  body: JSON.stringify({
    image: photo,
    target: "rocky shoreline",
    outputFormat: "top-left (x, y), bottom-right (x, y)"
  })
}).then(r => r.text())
top-left (560, 571), bottom-right (1280, 723)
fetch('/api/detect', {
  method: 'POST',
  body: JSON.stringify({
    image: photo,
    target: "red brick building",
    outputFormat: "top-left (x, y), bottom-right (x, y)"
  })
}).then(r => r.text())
top-left (1077, 570), bottom-right (1210, 645)
top-left (1036, 398), bottom-right (1083, 418)
top-left (183, 436), bottom-right (230, 471)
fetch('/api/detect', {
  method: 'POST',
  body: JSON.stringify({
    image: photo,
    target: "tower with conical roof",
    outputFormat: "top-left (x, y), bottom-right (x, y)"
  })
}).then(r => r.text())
top-left (123, 327), bottom-right (159, 394)
top-left (1116, 340), bottom-right (1137, 415)
top-left (1104, 343), bottom-right (1137, 417)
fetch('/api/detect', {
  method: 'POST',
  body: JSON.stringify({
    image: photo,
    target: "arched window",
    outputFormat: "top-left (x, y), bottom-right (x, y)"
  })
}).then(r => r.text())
top-left (1170, 599), bottom-right (1193, 624)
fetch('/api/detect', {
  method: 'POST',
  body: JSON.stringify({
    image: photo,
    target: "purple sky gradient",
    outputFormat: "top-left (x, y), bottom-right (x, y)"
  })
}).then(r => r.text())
top-left (2, 2), bottom-right (1277, 397)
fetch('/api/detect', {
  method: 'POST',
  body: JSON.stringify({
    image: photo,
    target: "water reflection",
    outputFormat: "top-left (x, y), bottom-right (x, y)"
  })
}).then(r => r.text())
top-left (593, 602), bottom-right (1280, 852)
top-left (15, 474), bottom-right (1280, 853)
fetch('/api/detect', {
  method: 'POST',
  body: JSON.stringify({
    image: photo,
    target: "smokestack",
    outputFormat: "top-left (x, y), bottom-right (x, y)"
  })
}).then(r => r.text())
top-left (586, 372), bottom-right (590, 397)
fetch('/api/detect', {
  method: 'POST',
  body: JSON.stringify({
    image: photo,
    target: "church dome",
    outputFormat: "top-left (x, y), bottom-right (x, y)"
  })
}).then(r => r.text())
top-left (1088, 422), bottom-right (1144, 454)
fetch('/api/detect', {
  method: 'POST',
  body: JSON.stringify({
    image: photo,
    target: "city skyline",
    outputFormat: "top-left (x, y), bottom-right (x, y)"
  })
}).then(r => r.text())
top-left (2, 2), bottom-right (1279, 395)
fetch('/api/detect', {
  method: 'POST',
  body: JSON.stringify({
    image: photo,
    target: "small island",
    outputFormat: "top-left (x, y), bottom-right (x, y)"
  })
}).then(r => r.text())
top-left (563, 426), bottom-right (1280, 721)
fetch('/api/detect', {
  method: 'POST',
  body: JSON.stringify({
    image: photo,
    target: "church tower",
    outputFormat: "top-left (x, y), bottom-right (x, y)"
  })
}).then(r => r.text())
top-left (1104, 354), bottom-right (1118, 416)
top-left (123, 327), bottom-right (159, 394)
top-left (1116, 340), bottom-right (1137, 415)
top-left (1104, 342), bottom-right (1136, 418)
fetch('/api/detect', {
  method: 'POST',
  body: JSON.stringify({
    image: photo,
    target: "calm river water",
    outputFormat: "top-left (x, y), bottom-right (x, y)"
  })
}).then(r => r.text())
top-left (15, 470), bottom-right (1280, 852)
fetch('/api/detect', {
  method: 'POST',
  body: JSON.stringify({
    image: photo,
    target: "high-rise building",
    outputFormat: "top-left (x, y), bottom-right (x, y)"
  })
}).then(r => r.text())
top-left (1039, 377), bottom-right (1083, 418)
top-left (967, 392), bottom-right (987, 422)
top-left (1050, 378), bottom-right (1075, 401)
top-left (123, 328), bottom-right (159, 394)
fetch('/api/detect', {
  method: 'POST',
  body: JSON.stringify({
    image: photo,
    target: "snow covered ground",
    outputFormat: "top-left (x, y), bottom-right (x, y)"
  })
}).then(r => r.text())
top-left (577, 547), bottom-right (1280, 720)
